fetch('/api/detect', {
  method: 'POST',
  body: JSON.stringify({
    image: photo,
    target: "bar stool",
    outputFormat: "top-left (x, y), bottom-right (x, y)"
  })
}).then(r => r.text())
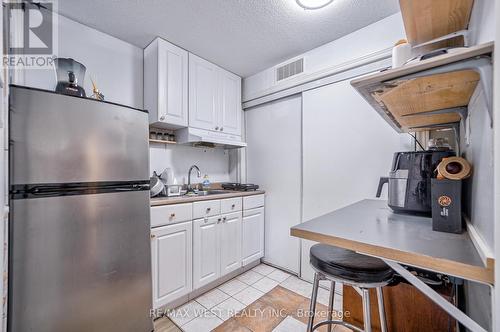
top-left (307, 244), bottom-right (394, 332)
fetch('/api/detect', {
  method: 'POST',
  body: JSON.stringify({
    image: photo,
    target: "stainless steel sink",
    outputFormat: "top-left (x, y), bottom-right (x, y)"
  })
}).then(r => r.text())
top-left (195, 190), bottom-right (232, 196)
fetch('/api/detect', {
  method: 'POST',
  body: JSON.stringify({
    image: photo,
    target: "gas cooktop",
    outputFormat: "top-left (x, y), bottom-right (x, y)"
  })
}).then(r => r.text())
top-left (221, 183), bottom-right (259, 191)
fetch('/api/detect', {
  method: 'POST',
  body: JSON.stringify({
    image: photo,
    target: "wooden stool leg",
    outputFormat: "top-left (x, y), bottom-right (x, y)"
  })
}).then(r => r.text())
top-left (376, 287), bottom-right (388, 332)
top-left (361, 288), bottom-right (372, 332)
top-left (327, 281), bottom-right (336, 332)
top-left (307, 273), bottom-right (320, 332)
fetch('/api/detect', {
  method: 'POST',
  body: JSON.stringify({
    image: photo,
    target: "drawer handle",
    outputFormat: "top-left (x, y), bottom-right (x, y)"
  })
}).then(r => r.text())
top-left (217, 218), bottom-right (221, 224)
top-left (223, 217), bottom-right (227, 222)
top-left (231, 204), bottom-right (236, 208)
top-left (206, 208), bottom-right (211, 212)
top-left (170, 213), bottom-right (176, 218)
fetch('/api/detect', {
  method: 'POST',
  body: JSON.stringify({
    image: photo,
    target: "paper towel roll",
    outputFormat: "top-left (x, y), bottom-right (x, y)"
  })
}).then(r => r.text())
top-left (437, 157), bottom-right (472, 180)
top-left (392, 40), bottom-right (412, 68)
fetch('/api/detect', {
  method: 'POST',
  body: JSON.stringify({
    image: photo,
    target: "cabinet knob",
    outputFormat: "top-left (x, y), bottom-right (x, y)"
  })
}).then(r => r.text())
top-left (217, 218), bottom-right (221, 223)
top-left (160, 115), bottom-right (165, 121)
top-left (150, 234), bottom-right (156, 239)
top-left (220, 127), bottom-right (223, 131)
top-left (223, 217), bottom-right (227, 222)
top-left (206, 208), bottom-right (211, 212)
top-left (170, 213), bottom-right (176, 218)
top-left (215, 126), bottom-right (219, 130)
top-left (231, 204), bottom-right (235, 208)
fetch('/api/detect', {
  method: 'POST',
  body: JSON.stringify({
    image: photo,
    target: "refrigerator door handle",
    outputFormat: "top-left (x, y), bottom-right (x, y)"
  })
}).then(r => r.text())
top-left (10, 181), bottom-right (150, 199)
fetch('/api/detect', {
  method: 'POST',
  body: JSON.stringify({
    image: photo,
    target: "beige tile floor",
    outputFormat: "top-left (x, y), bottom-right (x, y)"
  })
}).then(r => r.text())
top-left (156, 263), bottom-right (348, 332)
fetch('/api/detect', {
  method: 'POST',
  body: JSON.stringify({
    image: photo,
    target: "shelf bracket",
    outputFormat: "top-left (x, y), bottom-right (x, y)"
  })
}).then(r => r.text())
top-left (384, 260), bottom-right (488, 332)
top-left (401, 106), bottom-right (468, 122)
top-left (412, 30), bottom-right (470, 49)
top-left (409, 122), bottom-right (461, 154)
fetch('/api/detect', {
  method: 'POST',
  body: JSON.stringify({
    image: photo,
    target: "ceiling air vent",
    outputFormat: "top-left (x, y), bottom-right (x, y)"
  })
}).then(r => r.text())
top-left (276, 58), bottom-right (304, 82)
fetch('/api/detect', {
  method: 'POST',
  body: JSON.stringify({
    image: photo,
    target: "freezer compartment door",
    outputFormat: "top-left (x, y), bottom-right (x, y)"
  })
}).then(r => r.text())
top-left (9, 190), bottom-right (153, 332)
top-left (10, 86), bottom-right (149, 185)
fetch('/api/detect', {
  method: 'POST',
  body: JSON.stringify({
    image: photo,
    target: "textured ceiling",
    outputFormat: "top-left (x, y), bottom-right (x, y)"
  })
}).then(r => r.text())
top-left (56, 0), bottom-right (400, 77)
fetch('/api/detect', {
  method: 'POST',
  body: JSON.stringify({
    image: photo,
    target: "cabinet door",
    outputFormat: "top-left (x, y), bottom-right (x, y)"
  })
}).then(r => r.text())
top-left (218, 70), bottom-right (242, 135)
top-left (241, 207), bottom-right (265, 266)
top-left (157, 39), bottom-right (188, 127)
top-left (151, 221), bottom-right (192, 309)
top-left (189, 54), bottom-right (218, 131)
top-left (193, 216), bottom-right (220, 289)
top-left (219, 212), bottom-right (242, 276)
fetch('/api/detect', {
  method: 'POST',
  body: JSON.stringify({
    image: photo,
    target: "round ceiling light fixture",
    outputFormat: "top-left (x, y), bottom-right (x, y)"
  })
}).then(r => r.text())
top-left (296, 0), bottom-right (334, 10)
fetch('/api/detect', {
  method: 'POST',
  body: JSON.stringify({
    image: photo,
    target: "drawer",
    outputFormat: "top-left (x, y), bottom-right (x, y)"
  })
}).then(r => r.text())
top-left (221, 197), bottom-right (242, 214)
top-left (243, 194), bottom-right (265, 210)
top-left (151, 203), bottom-right (192, 228)
top-left (193, 200), bottom-right (221, 219)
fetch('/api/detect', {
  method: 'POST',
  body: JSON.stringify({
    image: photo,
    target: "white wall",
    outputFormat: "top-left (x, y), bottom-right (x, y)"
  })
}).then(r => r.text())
top-left (300, 79), bottom-right (412, 281)
top-left (18, 14), bottom-right (143, 109)
top-left (243, 13), bottom-right (405, 102)
top-left (245, 95), bottom-right (302, 273)
top-left (468, 0), bottom-right (496, 45)
top-left (494, 1), bottom-right (500, 331)
top-left (149, 144), bottom-right (230, 185)
top-left (244, 13), bottom-right (411, 277)
top-left (460, 85), bottom-right (494, 332)
top-left (459, 1), bottom-right (496, 330)
top-left (462, 86), bottom-right (494, 250)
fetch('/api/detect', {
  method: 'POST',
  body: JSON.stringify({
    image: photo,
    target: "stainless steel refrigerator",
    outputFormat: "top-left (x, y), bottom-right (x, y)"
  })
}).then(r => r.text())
top-left (8, 85), bottom-right (153, 332)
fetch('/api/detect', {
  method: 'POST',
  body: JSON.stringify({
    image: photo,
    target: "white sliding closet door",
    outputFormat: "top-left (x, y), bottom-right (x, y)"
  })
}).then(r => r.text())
top-left (245, 95), bottom-right (302, 274)
top-left (301, 80), bottom-right (411, 282)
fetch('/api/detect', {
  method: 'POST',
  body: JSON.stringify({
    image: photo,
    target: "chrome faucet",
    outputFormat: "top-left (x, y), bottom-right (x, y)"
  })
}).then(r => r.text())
top-left (187, 165), bottom-right (201, 192)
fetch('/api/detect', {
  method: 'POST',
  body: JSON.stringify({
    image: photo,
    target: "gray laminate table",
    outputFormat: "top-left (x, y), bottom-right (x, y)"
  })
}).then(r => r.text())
top-left (291, 199), bottom-right (494, 332)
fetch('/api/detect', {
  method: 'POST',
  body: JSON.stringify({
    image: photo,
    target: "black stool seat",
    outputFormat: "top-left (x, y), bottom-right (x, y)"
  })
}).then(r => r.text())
top-left (310, 244), bottom-right (394, 284)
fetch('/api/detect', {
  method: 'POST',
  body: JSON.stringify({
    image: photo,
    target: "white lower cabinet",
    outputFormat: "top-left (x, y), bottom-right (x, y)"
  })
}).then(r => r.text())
top-left (151, 196), bottom-right (263, 307)
top-left (193, 215), bottom-right (220, 289)
top-left (193, 211), bottom-right (242, 289)
top-left (220, 212), bottom-right (243, 275)
top-left (242, 207), bottom-right (265, 266)
top-left (151, 221), bottom-right (192, 309)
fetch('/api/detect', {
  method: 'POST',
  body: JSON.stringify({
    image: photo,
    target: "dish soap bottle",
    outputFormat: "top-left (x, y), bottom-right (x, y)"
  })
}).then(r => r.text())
top-left (202, 174), bottom-right (210, 191)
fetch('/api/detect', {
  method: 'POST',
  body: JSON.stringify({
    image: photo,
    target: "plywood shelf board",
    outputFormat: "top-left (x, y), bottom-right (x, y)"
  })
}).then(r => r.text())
top-left (350, 42), bottom-right (493, 133)
top-left (370, 70), bottom-right (479, 131)
top-left (399, 0), bottom-right (474, 45)
top-left (374, 70), bottom-right (479, 116)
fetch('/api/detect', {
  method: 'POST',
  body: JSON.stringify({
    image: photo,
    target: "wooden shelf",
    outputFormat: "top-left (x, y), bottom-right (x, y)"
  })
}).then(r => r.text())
top-left (373, 70), bottom-right (479, 132)
top-left (350, 42), bottom-right (493, 133)
top-left (149, 139), bottom-right (177, 145)
top-left (400, 0), bottom-right (473, 46)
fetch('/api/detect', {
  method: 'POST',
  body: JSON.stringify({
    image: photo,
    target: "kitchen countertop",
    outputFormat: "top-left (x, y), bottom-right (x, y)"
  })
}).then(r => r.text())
top-left (150, 190), bottom-right (265, 206)
top-left (291, 199), bottom-right (494, 285)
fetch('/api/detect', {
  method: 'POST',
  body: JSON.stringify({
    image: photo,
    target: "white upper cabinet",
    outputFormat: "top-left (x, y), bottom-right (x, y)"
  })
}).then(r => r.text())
top-left (189, 53), bottom-right (242, 136)
top-left (219, 70), bottom-right (242, 135)
top-left (189, 54), bottom-right (219, 131)
top-left (144, 38), bottom-right (188, 129)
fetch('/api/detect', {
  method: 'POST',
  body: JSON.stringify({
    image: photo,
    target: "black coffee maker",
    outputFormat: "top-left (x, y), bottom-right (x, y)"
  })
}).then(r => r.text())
top-left (376, 149), bottom-right (455, 214)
